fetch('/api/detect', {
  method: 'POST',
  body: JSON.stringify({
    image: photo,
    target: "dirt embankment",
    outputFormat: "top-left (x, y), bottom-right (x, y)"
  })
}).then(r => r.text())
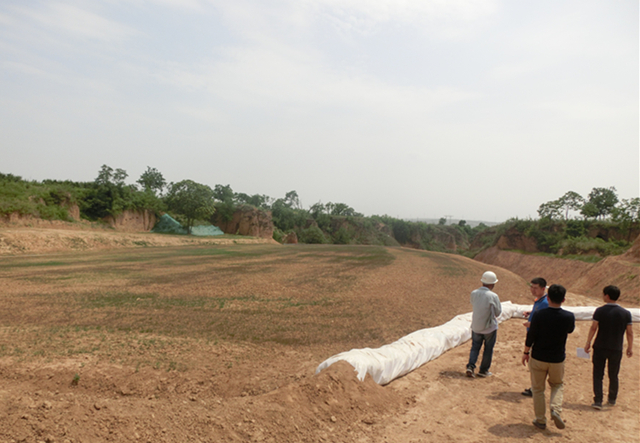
top-left (212, 205), bottom-right (274, 239)
top-left (2, 207), bottom-right (158, 232)
top-left (0, 228), bottom-right (638, 443)
top-left (1, 241), bottom-right (638, 443)
top-left (0, 228), bottom-right (277, 255)
top-left (475, 234), bottom-right (640, 303)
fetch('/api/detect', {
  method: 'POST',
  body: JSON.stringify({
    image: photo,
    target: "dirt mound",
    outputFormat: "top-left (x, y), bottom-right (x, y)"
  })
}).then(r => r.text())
top-left (1, 357), bottom-right (402, 443)
top-left (256, 361), bottom-right (404, 441)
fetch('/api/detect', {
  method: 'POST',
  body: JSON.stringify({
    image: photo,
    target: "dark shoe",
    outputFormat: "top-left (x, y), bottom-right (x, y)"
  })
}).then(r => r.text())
top-left (591, 402), bottom-right (602, 410)
top-left (550, 411), bottom-right (565, 429)
top-left (607, 400), bottom-right (616, 406)
top-left (522, 388), bottom-right (533, 397)
top-left (466, 368), bottom-right (474, 378)
top-left (477, 371), bottom-right (492, 378)
top-left (532, 420), bottom-right (546, 430)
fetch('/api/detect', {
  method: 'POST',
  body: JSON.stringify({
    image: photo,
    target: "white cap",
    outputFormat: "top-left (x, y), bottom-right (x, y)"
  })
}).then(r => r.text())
top-left (481, 271), bottom-right (498, 285)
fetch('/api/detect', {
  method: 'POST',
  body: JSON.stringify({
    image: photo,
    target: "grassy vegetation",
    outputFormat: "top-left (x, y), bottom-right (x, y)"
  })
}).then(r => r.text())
top-left (506, 249), bottom-right (605, 263)
top-left (3, 170), bottom-right (636, 262)
top-left (0, 244), bottom-right (398, 370)
top-left (418, 251), bottom-right (473, 277)
top-left (0, 173), bottom-right (81, 221)
top-left (475, 218), bottom-right (638, 259)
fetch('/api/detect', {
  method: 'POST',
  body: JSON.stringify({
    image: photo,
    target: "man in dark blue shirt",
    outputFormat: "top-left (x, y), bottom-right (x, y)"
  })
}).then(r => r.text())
top-left (584, 285), bottom-right (634, 410)
top-left (522, 284), bottom-right (575, 430)
top-left (521, 277), bottom-right (549, 397)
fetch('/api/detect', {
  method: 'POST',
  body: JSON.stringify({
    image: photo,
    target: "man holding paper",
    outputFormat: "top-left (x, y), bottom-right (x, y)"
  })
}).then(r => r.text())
top-left (584, 285), bottom-right (634, 410)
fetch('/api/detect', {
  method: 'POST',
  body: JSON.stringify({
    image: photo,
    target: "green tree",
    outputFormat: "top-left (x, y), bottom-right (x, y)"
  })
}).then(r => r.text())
top-left (137, 167), bottom-right (166, 196)
top-left (309, 202), bottom-right (332, 231)
top-left (165, 180), bottom-right (216, 234)
top-left (391, 219), bottom-right (411, 243)
top-left (284, 190), bottom-right (301, 209)
top-left (612, 198), bottom-right (640, 223)
top-left (582, 187), bottom-right (618, 219)
top-left (537, 199), bottom-right (562, 219)
top-left (95, 165), bottom-right (114, 187)
top-left (271, 197), bottom-right (308, 232)
top-left (113, 168), bottom-right (128, 186)
top-left (557, 191), bottom-right (584, 219)
top-left (213, 184), bottom-right (234, 203)
top-left (580, 202), bottom-right (599, 219)
top-left (438, 217), bottom-right (446, 225)
top-left (82, 165), bottom-right (133, 219)
top-left (235, 192), bottom-right (270, 208)
top-left (309, 202), bottom-right (326, 218)
top-left (326, 202), bottom-right (359, 217)
top-left (612, 197), bottom-right (640, 240)
top-left (95, 165), bottom-right (128, 187)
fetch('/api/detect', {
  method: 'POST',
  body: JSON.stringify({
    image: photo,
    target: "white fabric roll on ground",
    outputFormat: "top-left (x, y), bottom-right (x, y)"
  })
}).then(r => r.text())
top-left (316, 302), bottom-right (640, 385)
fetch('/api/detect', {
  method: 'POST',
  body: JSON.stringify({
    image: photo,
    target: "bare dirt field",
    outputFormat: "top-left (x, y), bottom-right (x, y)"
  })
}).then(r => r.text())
top-left (0, 228), bottom-right (638, 443)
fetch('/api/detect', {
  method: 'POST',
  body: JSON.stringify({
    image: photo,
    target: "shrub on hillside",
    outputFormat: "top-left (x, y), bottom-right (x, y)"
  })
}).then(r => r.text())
top-left (332, 226), bottom-right (354, 244)
top-left (559, 236), bottom-right (629, 257)
top-left (298, 226), bottom-right (327, 244)
top-left (565, 219), bottom-right (587, 238)
top-left (272, 227), bottom-right (286, 243)
top-left (0, 175), bottom-right (79, 221)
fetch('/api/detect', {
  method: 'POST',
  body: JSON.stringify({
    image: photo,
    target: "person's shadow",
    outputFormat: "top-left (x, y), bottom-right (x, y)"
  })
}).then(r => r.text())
top-left (486, 391), bottom-right (563, 437)
top-left (488, 423), bottom-right (562, 438)
top-left (563, 402), bottom-right (594, 412)
top-left (486, 391), bottom-right (526, 404)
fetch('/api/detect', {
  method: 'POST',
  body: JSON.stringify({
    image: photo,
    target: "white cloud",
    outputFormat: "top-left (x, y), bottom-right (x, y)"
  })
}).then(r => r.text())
top-left (142, 0), bottom-right (206, 12)
top-left (155, 42), bottom-right (478, 118)
top-left (305, 0), bottom-right (498, 37)
top-left (534, 98), bottom-right (635, 122)
top-left (489, 61), bottom-right (542, 81)
top-left (2, 60), bottom-right (49, 77)
top-left (11, 2), bottom-right (138, 42)
top-left (176, 105), bottom-right (230, 125)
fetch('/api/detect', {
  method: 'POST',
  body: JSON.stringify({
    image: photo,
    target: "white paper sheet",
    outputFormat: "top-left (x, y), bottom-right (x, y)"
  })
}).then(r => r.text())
top-left (576, 347), bottom-right (590, 359)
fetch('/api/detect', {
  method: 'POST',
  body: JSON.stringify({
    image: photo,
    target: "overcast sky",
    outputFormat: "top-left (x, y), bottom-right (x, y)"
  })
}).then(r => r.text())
top-left (1, 0), bottom-right (638, 222)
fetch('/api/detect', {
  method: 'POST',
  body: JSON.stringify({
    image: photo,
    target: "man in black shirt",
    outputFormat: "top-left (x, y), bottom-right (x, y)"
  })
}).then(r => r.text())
top-left (522, 284), bottom-right (575, 430)
top-left (584, 285), bottom-right (634, 410)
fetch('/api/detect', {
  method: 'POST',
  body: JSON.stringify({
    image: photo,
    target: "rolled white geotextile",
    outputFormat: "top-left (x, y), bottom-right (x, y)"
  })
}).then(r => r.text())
top-left (316, 302), bottom-right (640, 385)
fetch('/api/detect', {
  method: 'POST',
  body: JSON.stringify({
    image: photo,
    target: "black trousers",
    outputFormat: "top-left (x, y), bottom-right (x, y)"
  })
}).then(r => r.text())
top-left (592, 348), bottom-right (623, 404)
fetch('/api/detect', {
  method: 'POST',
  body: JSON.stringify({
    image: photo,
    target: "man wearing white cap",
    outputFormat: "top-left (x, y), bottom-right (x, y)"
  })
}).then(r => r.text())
top-left (466, 271), bottom-right (502, 378)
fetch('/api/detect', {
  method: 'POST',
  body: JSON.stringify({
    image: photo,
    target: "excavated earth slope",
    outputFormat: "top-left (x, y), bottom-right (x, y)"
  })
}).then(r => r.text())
top-left (475, 234), bottom-right (640, 302)
top-left (0, 226), bottom-right (637, 443)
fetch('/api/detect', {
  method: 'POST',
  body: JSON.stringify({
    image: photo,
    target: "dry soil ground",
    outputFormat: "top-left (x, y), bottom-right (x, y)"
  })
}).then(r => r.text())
top-left (0, 228), bottom-right (638, 443)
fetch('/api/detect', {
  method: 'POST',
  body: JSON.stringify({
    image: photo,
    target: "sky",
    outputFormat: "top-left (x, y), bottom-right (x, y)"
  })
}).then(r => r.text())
top-left (1, 0), bottom-right (638, 223)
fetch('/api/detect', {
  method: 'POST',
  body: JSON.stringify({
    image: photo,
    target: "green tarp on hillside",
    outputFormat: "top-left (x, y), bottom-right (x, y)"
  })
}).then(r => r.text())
top-left (152, 214), bottom-right (224, 236)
